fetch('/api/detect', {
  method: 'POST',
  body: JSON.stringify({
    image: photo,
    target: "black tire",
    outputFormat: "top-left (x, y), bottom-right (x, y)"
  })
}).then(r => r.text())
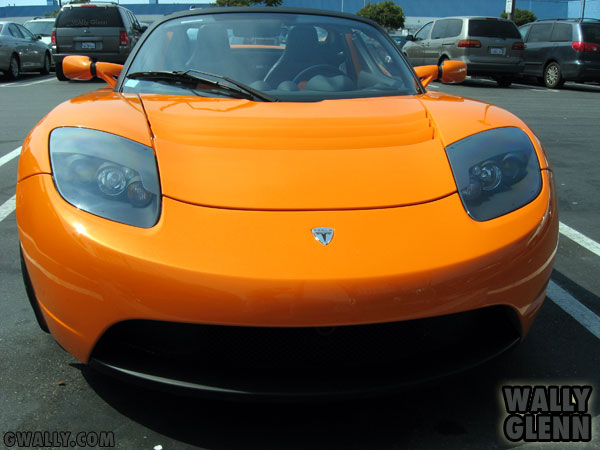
top-left (544, 62), bottom-right (564, 89)
top-left (55, 60), bottom-right (68, 81)
top-left (494, 76), bottom-right (512, 88)
top-left (6, 54), bottom-right (19, 80)
top-left (40, 52), bottom-right (51, 75)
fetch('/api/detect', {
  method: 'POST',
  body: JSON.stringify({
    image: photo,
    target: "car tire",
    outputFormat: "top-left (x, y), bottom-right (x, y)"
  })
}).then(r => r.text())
top-left (544, 62), bottom-right (564, 89)
top-left (6, 54), bottom-right (19, 80)
top-left (40, 52), bottom-right (51, 75)
top-left (494, 76), bottom-right (512, 88)
top-left (55, 61), bottom-right (68, 81)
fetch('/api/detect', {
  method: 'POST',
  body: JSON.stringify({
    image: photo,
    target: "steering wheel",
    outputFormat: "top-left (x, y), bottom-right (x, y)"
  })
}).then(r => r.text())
top-left (292, 64), bottom-right (346, 84)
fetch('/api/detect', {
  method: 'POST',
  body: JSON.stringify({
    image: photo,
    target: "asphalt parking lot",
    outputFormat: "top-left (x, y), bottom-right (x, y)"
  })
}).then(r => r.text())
top-left (1, 73), bottom-right (599, 450)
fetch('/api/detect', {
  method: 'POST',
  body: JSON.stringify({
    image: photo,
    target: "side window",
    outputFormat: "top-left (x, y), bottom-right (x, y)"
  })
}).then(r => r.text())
top-left (414, 22), bottom-right (432, 41)
top-left (18, 25), bottom-right (35, 40)
top-left (551, 23), bottom-right (572, 42)
top-left (519, 24), bottom-right (530, 40)
top-left (431, 20), bottom-right (448, 40)
top-left (121, 9), bottom-right (131, 29)
top-left (9, 23), bottom-right (24, 38)
top-left (445, 19), bottom-right (463, 38)
top-left (527, 23), bottom-right (553, 43)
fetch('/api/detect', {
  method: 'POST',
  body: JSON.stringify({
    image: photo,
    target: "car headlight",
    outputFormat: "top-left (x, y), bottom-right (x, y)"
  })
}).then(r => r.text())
top-left (445, 127), bottom-right (542, 221)
top-left (49, 127), bottom-right (161, 228)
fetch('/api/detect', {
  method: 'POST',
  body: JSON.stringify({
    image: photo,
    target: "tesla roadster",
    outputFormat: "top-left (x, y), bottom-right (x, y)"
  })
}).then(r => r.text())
top-left (17, 7), bottom-right (558, 398)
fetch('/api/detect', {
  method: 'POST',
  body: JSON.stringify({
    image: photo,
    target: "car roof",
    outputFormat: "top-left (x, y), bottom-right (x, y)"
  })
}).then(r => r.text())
top-left (433, 16), bottom-right (515, 22)
top-left (62, 1), bottom-right (119, 6)
top-left (25, 18), bottom-right (56, 22)
top-left (156, 6), bottom-right (380, 29)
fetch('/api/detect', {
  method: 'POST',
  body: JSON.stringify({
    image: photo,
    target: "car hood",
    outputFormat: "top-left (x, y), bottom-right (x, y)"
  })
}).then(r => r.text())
top-left (141, 94), bottom-right (458, 210)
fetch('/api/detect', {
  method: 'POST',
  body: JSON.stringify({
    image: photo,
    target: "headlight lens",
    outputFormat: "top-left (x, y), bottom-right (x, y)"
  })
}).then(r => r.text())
top-left (445, 127), bottom-right (542, 221)
top-left (50, 127), bottom-right (160, 228)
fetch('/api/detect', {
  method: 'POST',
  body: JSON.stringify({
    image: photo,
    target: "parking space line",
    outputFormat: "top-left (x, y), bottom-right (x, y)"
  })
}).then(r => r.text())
top-left (0, 194), bottom-right (16, 223)
top-left (0, 146), bottom-right (21, 168)
top-left (559, 222), bottom-right (600, 258)
top-left (547, 280), bottom-right (600, 340)
top-left (0, 76), bottom-right (54, 88)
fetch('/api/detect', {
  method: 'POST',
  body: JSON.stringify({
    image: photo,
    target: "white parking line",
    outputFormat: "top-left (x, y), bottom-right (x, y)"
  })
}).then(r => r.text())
top-left (0, 194), bottom-right (16, 223)
top-left (0, 76), bottom-right (54, 88)
top-left (0, 146), bottom-right (21, 168)
top-left (547, 280), bottom-right (600, 340)
top-left (559, 222), bottom-right (600, 258)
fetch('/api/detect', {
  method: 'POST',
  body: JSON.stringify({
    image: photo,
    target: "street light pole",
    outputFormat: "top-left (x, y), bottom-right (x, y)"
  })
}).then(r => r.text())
top-left (506, 0), bottom-right (515, 22)
top-left (581, 0), bottom-right (586, 19)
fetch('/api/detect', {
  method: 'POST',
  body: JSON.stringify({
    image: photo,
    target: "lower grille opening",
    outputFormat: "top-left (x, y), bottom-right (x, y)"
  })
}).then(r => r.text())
top-left (90, 306), bottom-right (520, 397)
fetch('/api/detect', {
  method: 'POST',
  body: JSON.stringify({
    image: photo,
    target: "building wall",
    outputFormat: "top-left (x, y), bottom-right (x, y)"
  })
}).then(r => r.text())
top-left (568, 0), bottom-right (600, 18)
top-left (2, 0), bottom-right (594, 21)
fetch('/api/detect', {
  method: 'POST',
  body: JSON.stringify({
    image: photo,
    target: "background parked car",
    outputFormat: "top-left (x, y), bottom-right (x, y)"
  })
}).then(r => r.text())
top-left (403, 16), bottom-right (524, 87)
top-left (52, 2), bottom-right (146, 81)
top-left (0, 21), bottom-right (52, 79)
top-left (519, 19), bottom-right (600, 89)
top-left (390, 34), bottom-right (408, 49)
top-left (24, 17), bottom-right (55, 46)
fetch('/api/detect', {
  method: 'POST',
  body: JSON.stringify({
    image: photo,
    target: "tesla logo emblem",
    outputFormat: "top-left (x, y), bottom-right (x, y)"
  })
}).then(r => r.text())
top-left (312, 227), bottom-right (334, 246)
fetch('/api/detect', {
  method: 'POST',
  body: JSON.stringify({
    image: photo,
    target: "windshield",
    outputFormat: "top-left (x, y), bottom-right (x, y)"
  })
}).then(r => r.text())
top-left (122, 12), bottom-right (418, 102)
top-left (24, 21), bottom-right (54, 36)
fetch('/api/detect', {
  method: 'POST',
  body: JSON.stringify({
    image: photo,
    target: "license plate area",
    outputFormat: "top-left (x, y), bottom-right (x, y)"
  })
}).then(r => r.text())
top-left (81, 42), bottom-right (96, 49)
top-left (489, 47), bottom-right (505, 55)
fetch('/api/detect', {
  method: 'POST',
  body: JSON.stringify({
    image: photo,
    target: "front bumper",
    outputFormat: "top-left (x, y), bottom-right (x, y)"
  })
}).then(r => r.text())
top-left (17, 170), bottom-right (557, 394)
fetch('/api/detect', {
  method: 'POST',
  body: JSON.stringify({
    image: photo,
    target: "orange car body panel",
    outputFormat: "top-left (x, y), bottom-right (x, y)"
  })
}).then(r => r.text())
top-left (17, 88), bottom-right (558, 364)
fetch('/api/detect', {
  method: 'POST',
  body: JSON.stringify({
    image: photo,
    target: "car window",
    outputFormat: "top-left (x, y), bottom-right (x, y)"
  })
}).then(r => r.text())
top-left (581, 24), bottom-right (600, 43)
top-left (527, 23), bottom-right (553, 42)
top-left (445, 19), bottom-right (463, 38)
top-left (519, 24), bottom-right (530, 40)
top-left (124, 12), bottom-right (418, 102)
top-left (468, 19), bottom-right (520, 39)
top-left (8, 23), bottom-right (24, 38)
top-left (24, 20), bottom-right (54, 36)
top-left (431, 19), bottom-right (462, 40)
top-left (56, 6), bottom-right (124, 28)
top-left (414, 22), bottom-right (432, 41)
top-left (551, 23), bottom-right (572, 42)
top-left (18, 24), bottom-right (35, 40)
top-left (431, 19), bottom-right (448, 40)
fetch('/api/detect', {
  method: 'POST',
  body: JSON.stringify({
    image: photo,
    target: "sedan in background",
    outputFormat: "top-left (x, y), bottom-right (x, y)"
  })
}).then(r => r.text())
top-left (0, 21), bottom-right (52, 79)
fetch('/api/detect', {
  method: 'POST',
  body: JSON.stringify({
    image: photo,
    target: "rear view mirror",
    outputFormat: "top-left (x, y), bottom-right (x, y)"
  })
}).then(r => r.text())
top-left (413, 60), bottom-right (467, 87)
top-left (62, 55), bottom-right (123, 88)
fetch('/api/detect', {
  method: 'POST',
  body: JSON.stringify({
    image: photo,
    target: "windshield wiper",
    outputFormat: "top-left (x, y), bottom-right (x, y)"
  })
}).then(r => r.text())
top-left (126, 70), bottom-right (277, 102)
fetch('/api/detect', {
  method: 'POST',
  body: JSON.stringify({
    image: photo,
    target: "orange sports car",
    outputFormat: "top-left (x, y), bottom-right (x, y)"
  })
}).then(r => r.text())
top-left (17, 7), bottom-right (558, 399)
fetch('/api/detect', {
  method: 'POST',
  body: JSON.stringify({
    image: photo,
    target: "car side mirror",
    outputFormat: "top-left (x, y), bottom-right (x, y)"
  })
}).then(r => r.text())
top-left (34, 34), bottom-right (42, 40)
top-left (406, 34), bottom-right (414, 41)
top-left (62, 55), bottom-right (123, 88)
top-left (413, 60), bottom-right (466, 88)
top-left (140, 24), bottom-right (148, 32)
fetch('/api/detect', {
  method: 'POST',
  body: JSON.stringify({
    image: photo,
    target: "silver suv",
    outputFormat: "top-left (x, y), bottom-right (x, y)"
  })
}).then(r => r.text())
top-left (52, 1), bottom-right (146, 80)
top-left (403, 17), bottom-right (524, 87)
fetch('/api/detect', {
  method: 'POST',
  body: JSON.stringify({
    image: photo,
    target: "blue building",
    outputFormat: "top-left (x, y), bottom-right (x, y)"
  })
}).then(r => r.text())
top-left (1, 0), bottom-right (599, 22)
